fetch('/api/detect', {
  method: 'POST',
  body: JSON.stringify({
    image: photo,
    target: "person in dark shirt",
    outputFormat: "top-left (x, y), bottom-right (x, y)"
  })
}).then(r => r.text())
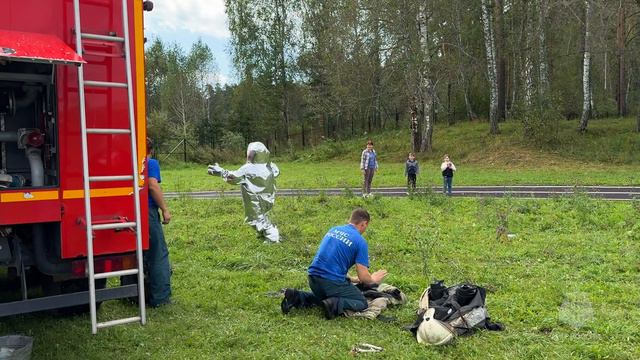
top-left (440, 154), bottom-right (457, 195)
top-left (281, 208), bottom-right (388, 319)
top-left (404, 152), bottom-right (419, 191)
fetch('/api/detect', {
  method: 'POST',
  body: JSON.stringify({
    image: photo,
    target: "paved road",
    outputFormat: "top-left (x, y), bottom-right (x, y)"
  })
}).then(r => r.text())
top-left (166, 186), bottom-right (640, 201)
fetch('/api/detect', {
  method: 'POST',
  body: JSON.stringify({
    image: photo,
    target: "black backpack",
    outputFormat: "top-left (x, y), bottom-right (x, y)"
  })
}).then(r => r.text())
top-left (407, 281), bottom-right (504, 338)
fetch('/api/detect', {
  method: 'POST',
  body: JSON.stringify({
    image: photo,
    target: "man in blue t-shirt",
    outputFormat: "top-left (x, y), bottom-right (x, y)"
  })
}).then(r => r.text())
top-left (281, 208), bottom-right (388, 319)
top-left (145, 138), bottom-right (172, 307)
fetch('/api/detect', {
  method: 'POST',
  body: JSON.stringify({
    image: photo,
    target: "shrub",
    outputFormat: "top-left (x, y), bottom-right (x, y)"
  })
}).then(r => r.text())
top-left (220, 131), bottom-right (246, 153)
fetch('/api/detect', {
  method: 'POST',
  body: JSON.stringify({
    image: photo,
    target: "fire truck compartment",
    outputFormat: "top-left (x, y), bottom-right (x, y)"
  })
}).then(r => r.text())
top-left (0, 60), bottom-right (59, 190)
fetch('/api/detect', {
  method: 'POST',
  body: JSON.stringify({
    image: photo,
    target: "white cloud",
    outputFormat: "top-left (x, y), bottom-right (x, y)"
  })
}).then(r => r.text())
top-left (146, 0), bottom-right (229, 39)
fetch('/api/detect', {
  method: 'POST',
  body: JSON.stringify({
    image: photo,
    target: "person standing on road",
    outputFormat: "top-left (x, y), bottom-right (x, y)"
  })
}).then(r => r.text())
top-left (145, 138), bottom-right (172, 307)
top-left (281, 208), bottom-right (388, 319)
top-left (405, 152), bottom-right (419, 192)
top-left (360, 140), bottom-right (379, 198)
top-left (441, 154), bottom-right (456, 195)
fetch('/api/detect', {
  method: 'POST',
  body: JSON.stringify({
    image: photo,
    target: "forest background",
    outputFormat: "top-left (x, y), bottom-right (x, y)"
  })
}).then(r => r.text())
top-left (144, 0), bottom-right (640, 163)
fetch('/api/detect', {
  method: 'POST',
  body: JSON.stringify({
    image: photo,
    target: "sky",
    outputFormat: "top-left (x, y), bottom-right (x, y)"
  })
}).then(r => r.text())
top-left (143, 0), bottom-right (235, 85)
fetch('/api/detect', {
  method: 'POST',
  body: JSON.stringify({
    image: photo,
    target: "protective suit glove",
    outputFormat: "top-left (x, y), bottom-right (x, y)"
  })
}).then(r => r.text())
top-left (207, 163), bottom-right (227, 177)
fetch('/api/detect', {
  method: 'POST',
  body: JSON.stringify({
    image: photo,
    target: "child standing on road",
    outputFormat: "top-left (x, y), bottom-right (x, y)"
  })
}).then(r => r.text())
top-left (440, 154), bottom-right (456, 195)
top-left (405, 153), bottom-right (419, 191)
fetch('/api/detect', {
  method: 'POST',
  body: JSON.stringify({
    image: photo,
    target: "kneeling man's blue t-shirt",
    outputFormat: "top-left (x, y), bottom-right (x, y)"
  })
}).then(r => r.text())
top-left (308, 224), bottom-right (369, 282)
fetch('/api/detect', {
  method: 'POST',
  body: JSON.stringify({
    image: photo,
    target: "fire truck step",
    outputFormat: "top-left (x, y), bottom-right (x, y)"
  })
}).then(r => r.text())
top-left (81, 33), bottom-right (125, 43)
top-left (84, 80), bottom-right (127, 88)
top-left (87, 128), bottom-right (132, 135)
top-left (94, 268), bottom-right (139, 280)
top-left (89, 175), bottom-right (134, 182)
top-left (97, 316), bottom-right (142, 329)
top-left (91, 222), bottom-right (137, 231)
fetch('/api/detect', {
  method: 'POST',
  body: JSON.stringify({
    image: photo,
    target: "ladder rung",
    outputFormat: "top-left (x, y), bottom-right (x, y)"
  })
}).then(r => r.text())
top-left (92, 222), bottom-right (136, 231)
top-left (84, 80), bottom-right (127, 88)
top-left (81, 33), bottom-right (125, 43)
top-left (94, 268), bottom-right (139, 280)
top-left (87, 128), bottom-right (131, 135)
top-left (97, 316), bottom-right (141, 329)
top-left (89, 175), bottom-right (134, 182)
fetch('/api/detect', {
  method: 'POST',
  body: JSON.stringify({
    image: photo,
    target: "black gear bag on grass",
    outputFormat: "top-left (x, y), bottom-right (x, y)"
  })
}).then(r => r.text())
top-left (407, 281), bottom-right (504, 344)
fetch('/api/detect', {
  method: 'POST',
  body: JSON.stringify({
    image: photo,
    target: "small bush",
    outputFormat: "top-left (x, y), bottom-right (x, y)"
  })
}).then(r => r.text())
top-left (220, 131), bottom-right (246, 153)
top-left (307, 138), bottom-right (350, 161)
top-left (520, 107), bottom-right (562, 146)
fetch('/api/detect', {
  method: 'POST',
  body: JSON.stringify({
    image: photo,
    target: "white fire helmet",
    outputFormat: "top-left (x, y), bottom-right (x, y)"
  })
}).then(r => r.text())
top-left (416, 308), bottom-right (456, 346)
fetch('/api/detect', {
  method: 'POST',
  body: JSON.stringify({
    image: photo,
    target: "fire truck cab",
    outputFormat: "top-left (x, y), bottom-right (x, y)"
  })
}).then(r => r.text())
top-left (0, 0), bottom-right (153, 327)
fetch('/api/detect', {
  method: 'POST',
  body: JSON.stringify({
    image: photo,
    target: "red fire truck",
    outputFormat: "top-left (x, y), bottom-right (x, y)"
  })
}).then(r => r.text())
top-left (1, 0), bottom-right (154, 333)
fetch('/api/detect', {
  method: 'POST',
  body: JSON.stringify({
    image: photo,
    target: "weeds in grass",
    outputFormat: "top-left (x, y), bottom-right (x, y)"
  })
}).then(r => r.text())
top-left (317, 190), bottom-right (328, 204)
top-left (410, 224), bottom-right (440, 279)
top-left (413, 185), bottom-right (447, 206)
top-left (342, 187), bottom-right (355, 198)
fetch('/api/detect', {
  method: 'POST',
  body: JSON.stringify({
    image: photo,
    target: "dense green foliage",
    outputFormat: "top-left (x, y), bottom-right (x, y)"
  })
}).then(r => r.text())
top-left (2, 195), bottom-right (639, 359)
top-left (147, 1), bottom-right (640, 157)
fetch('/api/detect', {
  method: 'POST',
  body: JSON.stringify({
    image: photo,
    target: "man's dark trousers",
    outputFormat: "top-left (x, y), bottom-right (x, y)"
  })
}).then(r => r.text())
top-left (296, 275), bottom-right (368, 315)
top-left (145, 207), bottom-right (172, 306)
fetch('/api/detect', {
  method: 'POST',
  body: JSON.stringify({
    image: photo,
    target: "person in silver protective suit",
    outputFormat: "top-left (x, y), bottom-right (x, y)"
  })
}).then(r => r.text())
top-left (207, 142), bottom-right (281, 243)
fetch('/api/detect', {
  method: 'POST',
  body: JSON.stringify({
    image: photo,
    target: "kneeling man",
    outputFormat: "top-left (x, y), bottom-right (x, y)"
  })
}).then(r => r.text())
top-left (282, 208), bottom-right (388, 319)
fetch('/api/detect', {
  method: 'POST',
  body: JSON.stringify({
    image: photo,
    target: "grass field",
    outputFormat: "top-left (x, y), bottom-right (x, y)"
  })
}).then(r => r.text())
top-left (162, 162), bottom-right (640, 193)
top-left (2, 194), bottom-right (640, 359)
top-left (161, 117), bottom-right (640, 192)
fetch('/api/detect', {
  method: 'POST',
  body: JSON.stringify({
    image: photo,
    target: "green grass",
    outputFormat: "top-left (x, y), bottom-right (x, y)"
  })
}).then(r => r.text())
top-left (161, 117), bottom-right (640, 192)
top-left (2, 194), bottom-right (640, 359)
top-left (162, 162), bottom-right (640, 192)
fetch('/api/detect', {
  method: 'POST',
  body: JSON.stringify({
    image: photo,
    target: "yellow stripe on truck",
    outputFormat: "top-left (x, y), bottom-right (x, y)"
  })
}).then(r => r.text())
top-left (63, 187), bottom-right (134, 199)
top-left (134, 0), bottom-right (147, 186)
top-left (0, 190), bottom-right (59, 203)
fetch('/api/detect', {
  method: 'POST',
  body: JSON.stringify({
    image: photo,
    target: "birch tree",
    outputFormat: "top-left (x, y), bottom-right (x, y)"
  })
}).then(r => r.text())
top-left (481, 0), bottom-right (500, 134)
top-left (538, 0), bottom-right (550, 103)
top-left (579, 0), bottom-right (592, 132)
top-left (418, 1), bottom-right (435, 152)
top-left (494, 0), bottom-right (506, 121)
top-left (523, 1), bottom-right (535, 108)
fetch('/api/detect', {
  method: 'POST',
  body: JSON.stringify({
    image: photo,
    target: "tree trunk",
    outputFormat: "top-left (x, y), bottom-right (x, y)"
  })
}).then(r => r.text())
top-left (420, 85), bottom-right (434, 152)
top-left (538, 0), bottom-right (550, 104)
top-left (523, 1), bottom-right (535, 109)
top-left (494, 0), bottom-right (506, 121)
top-left (373, 18), bottom-right (383, 132)
top-left (275, 0), bottom-right (289, 142)
top-left (481, 0), bottom-right (500, 134)
top-left (447, 82), bottom-right (454, 126)
top-left (578, 0), bottom-right (592, 132)
top-left (454, 1), bottom-right (478, 121)
top-left (418, 1), bottom-right (434, 152)
top-left (616, 1), bottom-right (627, 116)
top-left (410, 102), bottom-right (420, 153)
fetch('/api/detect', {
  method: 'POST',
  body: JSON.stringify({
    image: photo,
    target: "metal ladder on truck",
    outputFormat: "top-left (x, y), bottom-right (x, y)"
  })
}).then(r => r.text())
top-left (72, 0), bottom-right (146, 334)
